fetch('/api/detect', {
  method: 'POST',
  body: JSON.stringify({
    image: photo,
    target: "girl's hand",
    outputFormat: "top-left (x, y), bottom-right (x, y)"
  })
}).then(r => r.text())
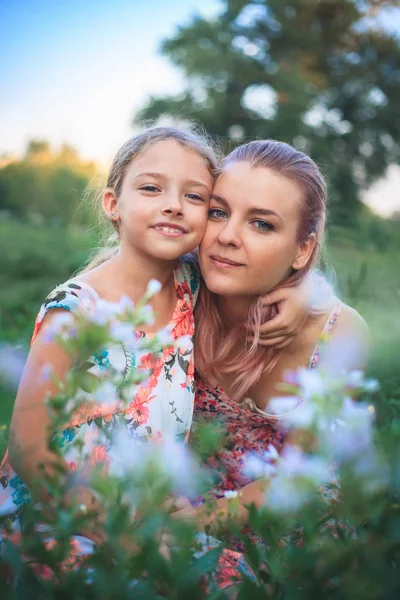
top-left (251, 280), bottom-right (312, 349)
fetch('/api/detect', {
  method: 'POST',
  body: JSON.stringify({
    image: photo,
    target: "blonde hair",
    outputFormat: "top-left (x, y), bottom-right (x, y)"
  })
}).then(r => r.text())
top-left (80, 125), bottom-right (221, 273)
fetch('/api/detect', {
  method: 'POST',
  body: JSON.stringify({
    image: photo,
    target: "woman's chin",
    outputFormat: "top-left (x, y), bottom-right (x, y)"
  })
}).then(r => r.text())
top-left (202, 275), bottom-right (242, 296)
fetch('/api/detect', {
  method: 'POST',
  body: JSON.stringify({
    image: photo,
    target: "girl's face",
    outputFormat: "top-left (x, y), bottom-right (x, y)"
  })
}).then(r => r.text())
top-left (104, 140), bottom-right (213, 263)
top-left (199, 161), bottom-right (315, 298)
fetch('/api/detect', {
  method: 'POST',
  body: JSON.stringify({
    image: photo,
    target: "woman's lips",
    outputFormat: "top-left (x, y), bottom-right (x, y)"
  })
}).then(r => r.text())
top-left (210, 255), bottom-right (244, 269)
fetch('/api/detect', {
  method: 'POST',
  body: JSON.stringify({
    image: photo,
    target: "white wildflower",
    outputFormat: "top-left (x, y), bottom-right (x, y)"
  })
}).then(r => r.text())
top-left (268, 396), bottom-right (315, 428)
top-left (324, 397), bottom-right (375, 463)
top-left (157, 329), bottom-right (174, 347)
top-left (267, 445), bottom-right (331, 513)
top-left (174, 334), bottom-right (191, 350)
top-left (108, 429), bottom-right (199, 497)
top-left (137, 305), bottom-right (155, 326)
top-left (346, 370), bottom-right (365, 388)
top-left (40, 363), bottom-right (53, 383)
top-left (264, 444), bottom-right (279, 461)
top-left (92, 381), bottom-right (119, 410)
top-left (146, 279), bottom-right (162, 297)
top-left (363, 378), bottom-right (379, 393)
top-left (318, 333), bottom-right (367, 379)
top-left (110, 321), bottom-right (136, 347)
top-left (0, 344), bottom-right (26, 388)
top-left (90, 299), bottom-right (123, 326)
top-left (243, 452), bottom-right (277, 480)
top-left (42, 312), bottom-right (75, 343)
top-left (223, 490), bottom-right (238, 499)
top-left (267, 396), bottom-right (301, 416)
top-left (297, 368), bottom-right (326, 400)
top-left (119, 295), bottom-right (135, 313)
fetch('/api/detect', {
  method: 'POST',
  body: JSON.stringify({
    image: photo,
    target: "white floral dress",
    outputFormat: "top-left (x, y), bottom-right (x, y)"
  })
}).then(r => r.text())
top-left (0, 255), bottom-right (200, 560)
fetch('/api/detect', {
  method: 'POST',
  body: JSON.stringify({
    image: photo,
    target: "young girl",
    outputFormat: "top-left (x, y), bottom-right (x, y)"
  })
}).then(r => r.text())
top-left (0, 127), bottom-right (307, 563)
top-left (0, 126), bottom-right (218, 555)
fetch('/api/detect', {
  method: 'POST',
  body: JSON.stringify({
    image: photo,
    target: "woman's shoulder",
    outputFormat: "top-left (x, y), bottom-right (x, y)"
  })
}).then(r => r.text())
top-left (333, 302), bottom-right (369, 342)
top-left (317, 301), bottom-right (370, 372)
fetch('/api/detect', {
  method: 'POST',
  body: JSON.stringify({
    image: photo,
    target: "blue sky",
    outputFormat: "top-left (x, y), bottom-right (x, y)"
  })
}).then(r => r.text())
top-left (1, 0), bottom-right (400, 216)
top-left (0, 0), bottom-right (221, 162)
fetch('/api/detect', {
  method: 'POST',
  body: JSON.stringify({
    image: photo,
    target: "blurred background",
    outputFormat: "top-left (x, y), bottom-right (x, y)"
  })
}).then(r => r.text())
top-left (1, 0), bottom-right (399, 435)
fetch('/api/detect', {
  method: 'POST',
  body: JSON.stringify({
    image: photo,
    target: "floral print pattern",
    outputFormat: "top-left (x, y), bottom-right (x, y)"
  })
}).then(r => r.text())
top-left (192, 302), bottom-right (344, 563)
top-left (0, 255), bottom-right (200, 562)
top-left (193, 301), bottom-right (343, 498)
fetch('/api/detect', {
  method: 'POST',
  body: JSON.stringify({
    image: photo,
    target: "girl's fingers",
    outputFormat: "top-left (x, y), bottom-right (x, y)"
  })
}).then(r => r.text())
top-left (248, 335), bottom-right (289, 347)
top-left (260, 289), bottom-right (287, 305)
top-left (257, 317), bottom-right (288, 336)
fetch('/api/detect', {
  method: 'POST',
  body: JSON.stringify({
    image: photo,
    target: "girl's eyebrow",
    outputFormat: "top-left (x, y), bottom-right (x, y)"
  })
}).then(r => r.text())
top-left (135, 172), bottom-right (210, 189)
top-left (211, 193), bottom-right (284, 223)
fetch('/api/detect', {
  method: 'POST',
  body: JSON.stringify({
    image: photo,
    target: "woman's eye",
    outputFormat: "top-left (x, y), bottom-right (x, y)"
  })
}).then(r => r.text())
top-left (208, 208), bottom-right (227, 219)
top-left (140, 185), bottom-right (160, 192)
top-left (253, 220), bottom-right (274, 231)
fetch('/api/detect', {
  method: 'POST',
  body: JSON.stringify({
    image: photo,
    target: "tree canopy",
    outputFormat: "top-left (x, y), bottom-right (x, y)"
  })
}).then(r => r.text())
top-left (135, 0), bottom-right (400, 225)
top-left (0, 140), bottom-right (97, 225)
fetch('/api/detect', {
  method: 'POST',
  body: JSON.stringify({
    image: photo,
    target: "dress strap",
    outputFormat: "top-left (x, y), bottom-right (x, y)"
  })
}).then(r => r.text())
top-left (309, 300), bottom-right (343, 369)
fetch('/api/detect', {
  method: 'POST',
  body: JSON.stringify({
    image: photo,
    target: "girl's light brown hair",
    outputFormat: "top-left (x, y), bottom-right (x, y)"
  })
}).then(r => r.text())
top-left (80, 125), bottom-right (221, 273)
top-left (195, 139), bottom-right (327, 403)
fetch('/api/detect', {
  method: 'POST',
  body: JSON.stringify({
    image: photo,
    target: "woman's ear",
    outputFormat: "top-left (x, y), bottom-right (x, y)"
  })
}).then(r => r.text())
top-left (103, 188), bottom-right (119, 221)
top-left (292, 233), bottom-right (317, 271)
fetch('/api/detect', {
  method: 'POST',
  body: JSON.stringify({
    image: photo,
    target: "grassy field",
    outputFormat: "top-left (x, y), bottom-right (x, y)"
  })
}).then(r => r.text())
top-left (0, 228), bottom-right (399, 454)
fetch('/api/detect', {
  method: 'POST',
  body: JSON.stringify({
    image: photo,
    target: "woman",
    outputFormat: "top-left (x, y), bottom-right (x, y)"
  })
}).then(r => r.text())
top-left (191, 139), bottom-right (368, 520)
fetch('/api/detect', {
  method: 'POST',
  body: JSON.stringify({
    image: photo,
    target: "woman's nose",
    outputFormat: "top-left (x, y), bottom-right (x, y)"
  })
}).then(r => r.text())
top-left (217, 220), bottom-right (242, 247)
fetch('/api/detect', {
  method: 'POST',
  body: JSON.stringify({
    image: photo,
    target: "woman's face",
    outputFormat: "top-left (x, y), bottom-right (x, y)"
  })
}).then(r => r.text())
top-left (199, 161), bottom-right (315, 298)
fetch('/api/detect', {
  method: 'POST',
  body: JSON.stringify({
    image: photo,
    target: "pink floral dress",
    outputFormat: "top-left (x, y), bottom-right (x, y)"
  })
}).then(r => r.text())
top-left (0, 255), bottom-right (200, 561)
top-left (192, 302), bottom-right (344, 583)
top-left (193, 301), bottom-right (343, 498)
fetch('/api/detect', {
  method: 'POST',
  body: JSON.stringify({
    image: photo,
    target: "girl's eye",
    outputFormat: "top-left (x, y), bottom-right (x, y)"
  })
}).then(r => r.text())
top-left (253, 219), bottom-right (274, 231)
top-left (208, 208), bottom-right (227, 219)
top-left (186, 193), bottom-right (204, 202)
top-left (140, 185), bottom-right (160, 192)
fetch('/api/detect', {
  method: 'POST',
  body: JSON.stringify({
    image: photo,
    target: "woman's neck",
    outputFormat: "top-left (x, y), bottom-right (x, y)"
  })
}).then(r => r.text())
top-left (217, 294), bottom-right (258, 329)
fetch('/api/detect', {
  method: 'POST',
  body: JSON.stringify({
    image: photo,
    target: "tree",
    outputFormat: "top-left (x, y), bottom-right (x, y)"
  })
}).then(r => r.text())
top-left (0, 140), bottom-right (97, 224)
top-left (135, 0), bottom-right (400, 225)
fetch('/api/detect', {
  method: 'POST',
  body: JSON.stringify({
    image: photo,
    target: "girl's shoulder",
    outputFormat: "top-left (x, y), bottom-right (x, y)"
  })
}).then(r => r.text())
top-left (32, 280), bottom-right (99, 344)
top-left (39, 279), bottom-right (99, 316)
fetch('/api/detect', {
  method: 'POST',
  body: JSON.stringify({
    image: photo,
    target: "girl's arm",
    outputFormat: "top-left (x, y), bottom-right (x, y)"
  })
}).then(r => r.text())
top-left (8, 309), bottom-right (106, 544)
top-left (253, 272), bottom-right (333, 349)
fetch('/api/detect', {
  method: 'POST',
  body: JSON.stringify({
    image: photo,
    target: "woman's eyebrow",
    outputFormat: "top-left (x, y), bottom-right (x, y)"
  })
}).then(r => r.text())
top-left (211, 194), bottom-right (284, 223)
top-left (210, 193), bottom-right (228, 205)
top-left (248, 207), bottom-right (284, 223)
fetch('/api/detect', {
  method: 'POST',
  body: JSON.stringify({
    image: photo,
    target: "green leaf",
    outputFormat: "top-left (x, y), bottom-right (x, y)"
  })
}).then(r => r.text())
top-left (78, 371), bottom-right (100, 393)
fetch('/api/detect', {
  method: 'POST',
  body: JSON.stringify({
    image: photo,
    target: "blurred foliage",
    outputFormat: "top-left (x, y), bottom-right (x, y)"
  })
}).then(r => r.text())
top-left (1, 291), bottom-right (400, 598)
top-left (0, 219), bottom-right (95, 344)
top-left (135, 0), bottom-right (400, 225)
top-left (0, 140), bottom-right (97, 225)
